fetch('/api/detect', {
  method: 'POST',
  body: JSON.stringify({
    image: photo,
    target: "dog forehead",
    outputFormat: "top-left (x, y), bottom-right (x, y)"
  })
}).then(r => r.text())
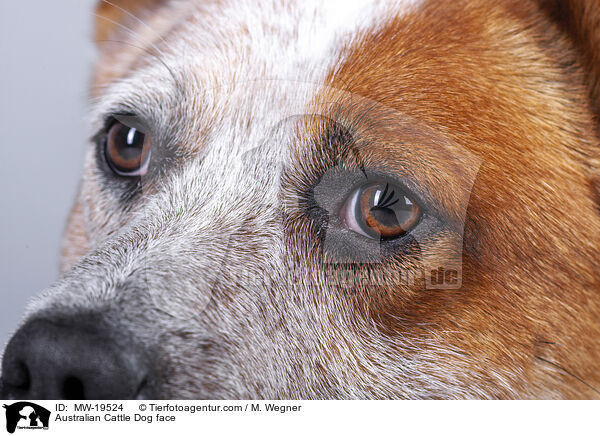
top-left (91, 0), bottom-right (424, 133)
top-left (89, 0), bottom-right (428, 197)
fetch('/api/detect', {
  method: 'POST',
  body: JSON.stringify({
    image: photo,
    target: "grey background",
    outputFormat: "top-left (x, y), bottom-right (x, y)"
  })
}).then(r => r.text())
top-left (0, 1), bottom-right (98, 350)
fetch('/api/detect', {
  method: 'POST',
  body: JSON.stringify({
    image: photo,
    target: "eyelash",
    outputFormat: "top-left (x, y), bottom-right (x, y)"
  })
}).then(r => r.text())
top-left (296, 165), bottom-right (430, 243)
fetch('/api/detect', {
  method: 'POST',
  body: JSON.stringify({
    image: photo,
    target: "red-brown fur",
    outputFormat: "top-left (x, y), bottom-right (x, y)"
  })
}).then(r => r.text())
top-left (305, 0), bottom-right (600, 397)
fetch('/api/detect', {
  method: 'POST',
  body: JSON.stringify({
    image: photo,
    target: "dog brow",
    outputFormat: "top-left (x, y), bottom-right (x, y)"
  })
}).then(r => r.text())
top-left (317, 117), bottom-right (368, 176)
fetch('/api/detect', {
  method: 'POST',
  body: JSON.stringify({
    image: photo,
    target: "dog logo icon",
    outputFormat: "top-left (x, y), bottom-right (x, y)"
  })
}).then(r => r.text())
top-left (3, 402), bottom-right (50, 434)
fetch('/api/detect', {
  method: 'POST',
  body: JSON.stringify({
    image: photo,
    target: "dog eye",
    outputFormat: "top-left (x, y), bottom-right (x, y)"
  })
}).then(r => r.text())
top-left (104, 119), bottom-right (151, 176)
top-left (340, 182), bottom-right (421, 240)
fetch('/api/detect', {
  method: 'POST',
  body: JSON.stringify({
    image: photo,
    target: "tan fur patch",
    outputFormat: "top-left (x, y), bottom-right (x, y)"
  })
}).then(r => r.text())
top-left (301, 0), bottom-right (600, 397)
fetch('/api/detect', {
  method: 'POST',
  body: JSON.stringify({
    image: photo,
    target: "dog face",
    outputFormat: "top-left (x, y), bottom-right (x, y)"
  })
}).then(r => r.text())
top-left (1, 0), bottom-right (599, 399)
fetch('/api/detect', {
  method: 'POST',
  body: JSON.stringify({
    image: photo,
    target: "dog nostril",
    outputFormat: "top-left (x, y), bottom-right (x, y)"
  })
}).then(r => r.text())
top-left (13, 361), bottom-right (31, 391)
top-left (62, 376), bottom-right (85, 400)
top-left (1, 360), bottom-right (31, 394)
top-left (1, 317), bottom-right (151, 399)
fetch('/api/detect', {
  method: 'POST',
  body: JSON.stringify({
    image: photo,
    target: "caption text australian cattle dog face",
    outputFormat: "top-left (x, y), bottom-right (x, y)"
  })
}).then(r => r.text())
top-left (1, 0), bottom-right (599, 399)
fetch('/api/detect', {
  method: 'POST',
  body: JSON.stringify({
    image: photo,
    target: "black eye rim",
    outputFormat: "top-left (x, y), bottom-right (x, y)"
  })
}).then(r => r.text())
top-left (101, 115), bottom-right (152, 178)
top-left (340, 178), bottom-right (423, 241)
top-left (290, 166), bottom-right (440, 266)
top-left (297, 165), bottom-right (432, 249)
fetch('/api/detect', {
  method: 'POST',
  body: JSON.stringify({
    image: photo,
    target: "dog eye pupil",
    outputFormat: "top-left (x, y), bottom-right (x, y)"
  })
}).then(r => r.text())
top-left (104, 120), bottom-right (151, 176)
top-left (341, 182), bottom-right (421, 240)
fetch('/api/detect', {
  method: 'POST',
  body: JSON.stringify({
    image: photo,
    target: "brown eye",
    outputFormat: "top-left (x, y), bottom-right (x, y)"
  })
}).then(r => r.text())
top-left (104, 120), bottom-right (151, 176)
top-left (340, 182), bottom-right (421, 240)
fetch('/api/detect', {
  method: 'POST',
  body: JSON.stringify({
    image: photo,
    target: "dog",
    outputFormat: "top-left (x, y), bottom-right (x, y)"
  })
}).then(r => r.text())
top-left (1, 0), bottom-right (599, 399)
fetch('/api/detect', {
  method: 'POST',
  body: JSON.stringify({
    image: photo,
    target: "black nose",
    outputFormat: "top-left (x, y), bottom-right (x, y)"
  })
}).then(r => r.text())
top-left (1, 317), bottom-right (149, 400)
